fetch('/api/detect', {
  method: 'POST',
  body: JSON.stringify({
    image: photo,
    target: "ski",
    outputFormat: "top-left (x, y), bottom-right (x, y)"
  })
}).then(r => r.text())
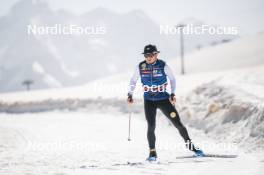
top-left (112, 160), bottom-right (162, 167)
top-left (81, 154), bottom-right (238, 169)
top-left (176, 153), bottom-right (238, 159)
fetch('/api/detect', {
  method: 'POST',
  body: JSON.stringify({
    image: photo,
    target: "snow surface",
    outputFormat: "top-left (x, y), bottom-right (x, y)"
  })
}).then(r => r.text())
top-left (0, 111), bottom-right (263, 175)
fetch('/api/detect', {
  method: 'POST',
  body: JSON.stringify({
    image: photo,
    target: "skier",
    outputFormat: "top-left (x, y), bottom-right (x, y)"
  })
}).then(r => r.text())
top-left (127, 44), bottom-right (204, 161)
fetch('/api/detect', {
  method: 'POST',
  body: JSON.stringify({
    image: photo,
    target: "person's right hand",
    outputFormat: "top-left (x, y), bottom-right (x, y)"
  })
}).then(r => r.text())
top-left (169, 93), bottom-right (176, 105)
top-left (127, 93), bottom-right (133, 104)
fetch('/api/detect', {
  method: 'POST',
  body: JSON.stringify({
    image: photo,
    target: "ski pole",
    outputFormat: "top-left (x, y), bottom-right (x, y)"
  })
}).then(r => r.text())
top-left (128, 103), bottom-right (132, 141)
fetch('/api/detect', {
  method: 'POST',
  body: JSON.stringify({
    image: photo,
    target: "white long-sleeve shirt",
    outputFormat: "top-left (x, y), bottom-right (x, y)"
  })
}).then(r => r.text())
top-left (128, 63), bottom-right (176, 95)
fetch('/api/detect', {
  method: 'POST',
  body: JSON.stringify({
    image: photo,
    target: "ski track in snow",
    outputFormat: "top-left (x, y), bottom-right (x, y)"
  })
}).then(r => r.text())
top-left (0, 110), bottom-right (263, 175)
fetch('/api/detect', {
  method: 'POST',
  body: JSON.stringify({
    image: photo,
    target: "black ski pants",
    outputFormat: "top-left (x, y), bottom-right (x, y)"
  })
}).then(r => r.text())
top-left (144, 98), bottom-right (191, 150)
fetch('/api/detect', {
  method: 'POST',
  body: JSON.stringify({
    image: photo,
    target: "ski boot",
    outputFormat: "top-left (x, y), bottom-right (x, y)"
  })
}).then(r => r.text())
top-left (185, 140), bottom-right (204, 157)
top-left (194, 149), bottom-right (205, 157)
top-left (146, 149), bottom-right (157, 161)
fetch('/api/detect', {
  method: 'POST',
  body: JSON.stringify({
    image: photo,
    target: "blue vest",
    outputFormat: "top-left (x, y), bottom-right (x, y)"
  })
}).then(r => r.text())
top-left (139, 59), bottom-right (170, 101)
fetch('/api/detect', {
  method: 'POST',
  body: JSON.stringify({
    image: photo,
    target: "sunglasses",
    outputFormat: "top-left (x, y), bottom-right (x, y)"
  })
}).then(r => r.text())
top-left (144, 53), bottom-right (156, 58)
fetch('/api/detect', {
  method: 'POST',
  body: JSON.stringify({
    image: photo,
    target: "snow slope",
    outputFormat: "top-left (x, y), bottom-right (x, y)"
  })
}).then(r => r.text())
top-left (171, 31), bottom-right (264, 74)
top-left (1, 32), bottom-right (264, 102)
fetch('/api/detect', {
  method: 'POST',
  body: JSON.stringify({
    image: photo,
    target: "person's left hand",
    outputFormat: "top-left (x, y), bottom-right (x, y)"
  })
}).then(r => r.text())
top-left (169, 93), bottom-right (176, 105)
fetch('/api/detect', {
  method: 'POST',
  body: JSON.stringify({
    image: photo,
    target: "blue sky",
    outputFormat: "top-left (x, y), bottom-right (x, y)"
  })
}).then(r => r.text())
top-left (1, 0), bottom-right (264, 35)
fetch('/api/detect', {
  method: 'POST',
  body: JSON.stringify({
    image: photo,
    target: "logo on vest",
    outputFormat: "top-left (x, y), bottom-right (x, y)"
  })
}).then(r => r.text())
top-left (152, 69), bottom-right (162, 77)
top-left (141, 63), bottom-right (146, 70)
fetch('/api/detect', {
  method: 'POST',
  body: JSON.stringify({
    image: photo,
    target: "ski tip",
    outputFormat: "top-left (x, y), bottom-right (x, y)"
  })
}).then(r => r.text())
top-left (204, 154), bottom-right (238, 158)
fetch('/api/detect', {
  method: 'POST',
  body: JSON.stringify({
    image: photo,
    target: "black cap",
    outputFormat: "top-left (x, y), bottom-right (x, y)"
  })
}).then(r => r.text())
top-left (142, 44), bottom-right (160, 54)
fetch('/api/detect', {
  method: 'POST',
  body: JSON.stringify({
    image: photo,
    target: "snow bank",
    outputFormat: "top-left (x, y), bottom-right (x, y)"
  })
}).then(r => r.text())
top-left (179, 72), bottom-right (264, 152)
top-left (0, 98), bottom-right (143, 114)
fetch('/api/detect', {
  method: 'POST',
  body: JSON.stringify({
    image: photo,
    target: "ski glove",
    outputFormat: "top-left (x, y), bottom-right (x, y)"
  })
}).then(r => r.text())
top-left (127, 93), bottom-right (133, 103)
top-left (170, 93), bottom-right (176, 105)
top-left (170, 93), bottom-right (175, 101)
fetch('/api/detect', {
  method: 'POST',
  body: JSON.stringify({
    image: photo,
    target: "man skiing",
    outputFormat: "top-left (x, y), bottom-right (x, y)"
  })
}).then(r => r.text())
top-left (127, 44), bottom-right (204, 161)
